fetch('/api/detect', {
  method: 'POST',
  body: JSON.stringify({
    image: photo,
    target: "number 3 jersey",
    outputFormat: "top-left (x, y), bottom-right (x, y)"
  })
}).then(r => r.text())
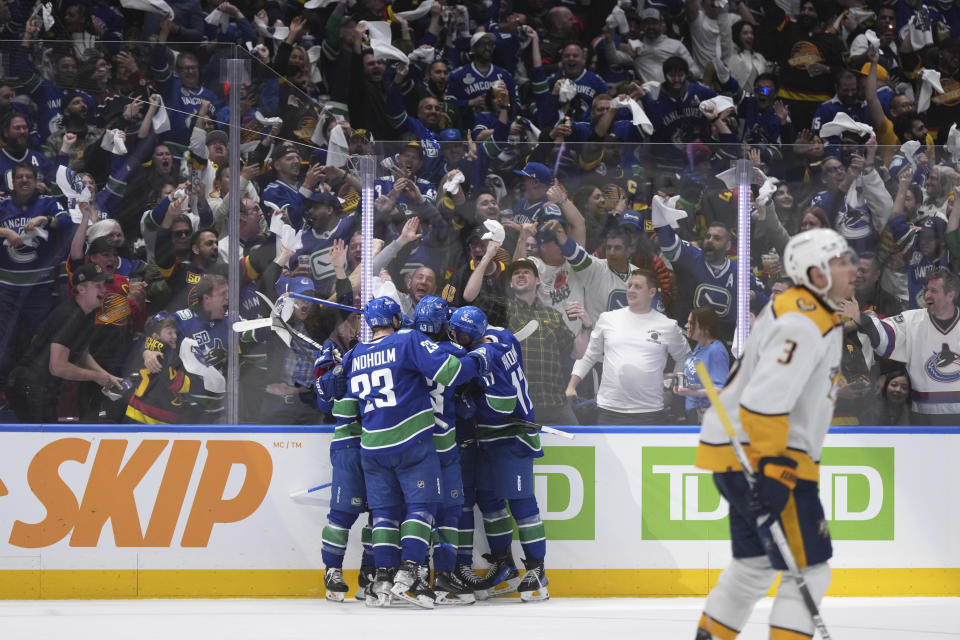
top-left (695, 287), bottom-right (843, 483)
top-left (333, 328), bottom-right (482, 457)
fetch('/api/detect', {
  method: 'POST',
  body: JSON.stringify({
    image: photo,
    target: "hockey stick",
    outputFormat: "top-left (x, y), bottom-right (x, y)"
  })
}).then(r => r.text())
top-left (503, 417), bottom-right (575, 440)
top-left (287, 291), bottom-right (360, 314)
top-left (254, 291), bottom-right (324, 351)
top-left (695, 362), bottom-right (832, 639)
top-left (289, 482), bottom-right (332, 499)
top-left (513, 319), bottom-right (538, 342)
top-left (232, 317), bottom-right (273, 332)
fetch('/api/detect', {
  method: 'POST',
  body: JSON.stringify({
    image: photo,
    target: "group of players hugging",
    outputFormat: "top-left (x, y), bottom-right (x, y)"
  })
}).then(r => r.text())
top-left (312, 295), bottom-right (548, 609)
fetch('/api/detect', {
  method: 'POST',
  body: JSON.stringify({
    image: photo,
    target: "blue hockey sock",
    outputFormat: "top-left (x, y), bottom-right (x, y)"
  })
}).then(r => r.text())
top-left (457, 504), bottom-right (475, 566)
top-left (477, 491), bottom-right (513, 551)
top-left (433, 504), bottom-right (460, 572)
top-left (400, 503), bottom-right (435, 565)
top-left (370, 506), bottom-right (402, 569)
top-left (360, 516), bottom-right (374, 567)
top-left (321, 509), bottom-right (360, 568)
top-left (510, 496), bottom-right (546, 560)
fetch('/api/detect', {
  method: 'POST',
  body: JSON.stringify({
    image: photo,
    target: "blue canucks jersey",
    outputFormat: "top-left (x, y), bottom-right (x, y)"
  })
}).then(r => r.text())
top-left (474, 326), bottom-right (542, 458)
top-left (656, 225), bottom-right (768, 332)
top-left (513, 198), bottom-right (564, 225)
top-left (262, 180), bottom-right (313, 231)
top-left (385, 88), bottom-right (444, 182)
top-left (333, 329), bottom-right (481, 457)
top-left (293, 214), bottom-right (358, 295)
top-left (640, 82), bottom-right (718, 158)
top-left (545, 69), bottom-right (609, 122)
top-left (424, 339), bottom-right (468, 464)
top-left (173, 307), bottom-right (229, 413)
top-left (0, 194), bottom-right (71, 288)
top-left (373, 175), bottom-right (438, 212)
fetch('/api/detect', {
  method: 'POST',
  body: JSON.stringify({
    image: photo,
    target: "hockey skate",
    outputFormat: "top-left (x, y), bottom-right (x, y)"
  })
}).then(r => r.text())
top-left (455, 563), bottom-right (491, 600)
top-left (356, 565), bottom-right (375, 602)
top-left (481, 548), bottom-right (521, 598)
top-left (389, 560), bottom-right (435, 609)
top-left (517, 557), bottom-right (549, 602)
top-left (367, 567), bottom-right (395, 608)
top-left (324, 567), bottom-right (349, 602)
top-left (432, 570), bottom-right (476, 605)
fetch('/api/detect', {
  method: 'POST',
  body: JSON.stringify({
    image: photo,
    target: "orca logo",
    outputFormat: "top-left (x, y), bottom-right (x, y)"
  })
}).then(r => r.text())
top-left (693, 284), bottom-right (732, 318)
top-left (924, 343), bottom-right (960, 383)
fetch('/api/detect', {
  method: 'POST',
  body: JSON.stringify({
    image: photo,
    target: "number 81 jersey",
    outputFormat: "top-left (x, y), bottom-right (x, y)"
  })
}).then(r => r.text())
top-left (695, 287), bottom-right (843, 483)
top-left (333, 329), bottom-right (478, 457)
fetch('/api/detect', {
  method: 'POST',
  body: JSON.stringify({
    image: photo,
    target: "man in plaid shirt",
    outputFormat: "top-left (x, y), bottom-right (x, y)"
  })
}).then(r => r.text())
top-left (505, 259), bottom-right (593, 426)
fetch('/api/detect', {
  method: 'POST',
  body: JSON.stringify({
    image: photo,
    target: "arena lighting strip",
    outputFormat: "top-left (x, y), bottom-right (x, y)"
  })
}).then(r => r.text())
top-left (735, 157), bottom-right (752, 359)
top-left (359, 155), bottom-right (376, 343)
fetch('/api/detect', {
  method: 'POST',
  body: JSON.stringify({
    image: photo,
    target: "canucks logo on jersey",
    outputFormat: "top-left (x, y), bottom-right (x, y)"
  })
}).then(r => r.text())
top-left (924, 343), bottom-right (960, 383)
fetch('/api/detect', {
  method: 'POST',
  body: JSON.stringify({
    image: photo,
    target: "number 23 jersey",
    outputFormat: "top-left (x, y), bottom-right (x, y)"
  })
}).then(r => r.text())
top-left (333, 328), bottom-right (480, 457)
top-left (695, 287), bottom-right (843, 483)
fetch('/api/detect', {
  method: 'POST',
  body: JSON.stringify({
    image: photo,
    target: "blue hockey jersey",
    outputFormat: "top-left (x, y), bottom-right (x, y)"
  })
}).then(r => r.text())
top-left (332, 329), bottom-right (482, 457)
top-left (424, 339), bottom-right (468, 464)
top-left (0, 194), bottom-right (71, 288)
top-left (474, 326), bottom-right (542, 458)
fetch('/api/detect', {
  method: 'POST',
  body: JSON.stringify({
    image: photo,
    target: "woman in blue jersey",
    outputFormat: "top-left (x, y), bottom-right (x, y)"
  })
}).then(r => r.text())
top-left (674, 306), bottom-right (730, 424)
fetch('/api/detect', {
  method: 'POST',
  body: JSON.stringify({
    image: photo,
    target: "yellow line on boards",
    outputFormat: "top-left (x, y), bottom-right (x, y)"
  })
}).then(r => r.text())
top-left (0, 569), bottom-right (957, 599)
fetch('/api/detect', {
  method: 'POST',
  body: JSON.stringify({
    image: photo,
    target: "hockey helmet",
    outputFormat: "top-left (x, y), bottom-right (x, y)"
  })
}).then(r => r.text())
top-left (363, 296), bottom-right (402, 328)
top-left (783, 228), bottom-right (851, 300)
top-left (413, 295), bottom-right (449, 335)
top-left (448, 306), bottom-right (488, 344)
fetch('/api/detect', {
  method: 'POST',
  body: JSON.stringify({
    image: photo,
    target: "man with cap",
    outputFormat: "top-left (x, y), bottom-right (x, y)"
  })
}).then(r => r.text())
top-left (67, 230), bottom-right (148, 422)
top-left (263, 143), bottom-right (326, 230)
top-left (629, 8), bottom-right (700, 83)
top-left (44, 91), bottom-right (101, 171)
top-left (445, 227), bottom-right (511, 327)
top-left (260, 275), bottom-right (325, 424)
top-left (512, 162), bottom-right (565, 225)
top-left (892, 215), bottom-right (955, 309)
top-left (6, 264), bottom-right (123, 423)
top-left (374, 141), bottom-right (441, 218)
top-left (505, 258), bottom-right (592, 426)
top-left (293, 192), bottom-right (358, 297)
top-left (448, 31), bottom-right (518, 130)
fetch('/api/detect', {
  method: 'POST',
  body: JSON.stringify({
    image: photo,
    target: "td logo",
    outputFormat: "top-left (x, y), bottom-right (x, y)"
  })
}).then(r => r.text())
top-left (641, 447), bottom-right (894, 541)
top-left (533, 446), bottom-right (595, 540)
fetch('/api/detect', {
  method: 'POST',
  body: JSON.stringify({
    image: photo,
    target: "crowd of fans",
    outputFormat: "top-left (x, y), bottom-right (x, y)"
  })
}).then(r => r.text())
top-left (1, 0), bottom-right (959, 427)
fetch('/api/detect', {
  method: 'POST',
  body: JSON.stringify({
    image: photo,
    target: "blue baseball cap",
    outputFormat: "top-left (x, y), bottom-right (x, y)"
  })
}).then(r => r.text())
top-left (514, 161), bottom-right (552, 185)
top-left (437, 128), bottom-right (463, 143)
top-left (619, 211), bottom-right (644, 229)
top-left (276, 275), bottom-right (316, 296)
top-left (309, 191), bottom-right (341, 210)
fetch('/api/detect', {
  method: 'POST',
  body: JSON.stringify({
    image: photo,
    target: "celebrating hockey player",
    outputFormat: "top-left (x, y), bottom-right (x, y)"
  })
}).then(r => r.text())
top-left (694, 228), bottom-right (857, 639)
top-left (448, 306), bottom-right (550, 602)
top-left (332, 296), bottom-right (490, 609)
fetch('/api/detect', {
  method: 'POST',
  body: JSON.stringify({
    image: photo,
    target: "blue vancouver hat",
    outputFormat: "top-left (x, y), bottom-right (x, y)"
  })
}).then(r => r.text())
top-left (514, 161), bottom-right (553, 185)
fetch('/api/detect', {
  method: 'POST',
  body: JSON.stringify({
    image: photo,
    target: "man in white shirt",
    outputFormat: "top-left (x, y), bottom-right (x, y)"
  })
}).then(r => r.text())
top-left (632, 8), bottom-right (701, 82)
top-left (564, 269), bottom-right (689, 424)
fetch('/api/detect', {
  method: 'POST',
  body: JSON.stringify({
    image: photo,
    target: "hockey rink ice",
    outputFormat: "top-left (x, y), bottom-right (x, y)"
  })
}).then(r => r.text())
top-left (2, 597), bottom-right (957, 639)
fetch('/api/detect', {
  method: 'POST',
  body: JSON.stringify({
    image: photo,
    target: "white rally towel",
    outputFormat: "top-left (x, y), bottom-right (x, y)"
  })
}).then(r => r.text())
top-left (756, 176), bottom-right (780, 207)
top-left (360, 21), bottom-right (410, 65)
top-left (557, 78), bottom-right (577, 104)
top-left (254, 111), bottom-right (284, 128)
top-left (204, 8), bottom-right (230, 33)
top-left (641, 80), bottom-right (661, 101)
top-left (609, 95), bottom-right (653, 135)
top-left (394, 0), bottom-right (436, 20)
top-left (180, 338), bottom-right (226, 394)
top-left (268, 204), bottom-right (302, 252)
top-left (650, 194), bottom-right (687, 229)
top-left (907, 13), bottom-right (934, 50)
top-left (100, 129), bottom-right (128, 155)
top-left (716, 165), bottom-right (768, 190)
top-left (699, 95), bottom-right (736, 118)
top-left (481, 219), bottom-right (505, 244)
top-left (818, 112), bottom-right (873, 140)
top-left (56, 165), bottom-right (92, 203)
top-left (605, 5), bottom-right (629, 35)
top-left (408, 45), bottom-right (437, 66)
top-left (305, 0), bottom-right (344, 8)
top-left (325, 124), bottom-right (351, 168)
top-left (442, 170), bottom-right (465, 195)
top-left (307, 45), bottom-right (324, 84)
top-left (151, 95), bottom-right (171, 134)
top-left (119, 0), bottom-right (174, 19)
top-left (917, 68), bottom-right (944, 113)
top-left (947, 123), bottom-right (960, 160)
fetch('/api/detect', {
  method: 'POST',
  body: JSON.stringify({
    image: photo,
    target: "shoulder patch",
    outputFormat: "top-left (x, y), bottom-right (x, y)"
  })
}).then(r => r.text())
top-left (771, 287), bottom-right (839, 335)
top-left (175, 309), bottom-right (194, 320)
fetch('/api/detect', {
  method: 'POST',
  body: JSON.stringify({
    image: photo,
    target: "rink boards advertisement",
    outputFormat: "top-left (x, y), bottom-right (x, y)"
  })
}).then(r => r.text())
top-left (0, 424), bottom-right (957, 598)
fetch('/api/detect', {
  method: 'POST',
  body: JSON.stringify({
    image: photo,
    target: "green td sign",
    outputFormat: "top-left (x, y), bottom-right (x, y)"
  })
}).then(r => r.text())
top-left (533, 446), bottom-right (595, 540)
top-left (641, 446), bottom-right (894, 541)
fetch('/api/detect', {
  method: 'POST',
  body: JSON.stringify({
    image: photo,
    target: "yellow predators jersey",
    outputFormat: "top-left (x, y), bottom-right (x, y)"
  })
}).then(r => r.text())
top-left (695, 287), bottom-right (843, 482)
